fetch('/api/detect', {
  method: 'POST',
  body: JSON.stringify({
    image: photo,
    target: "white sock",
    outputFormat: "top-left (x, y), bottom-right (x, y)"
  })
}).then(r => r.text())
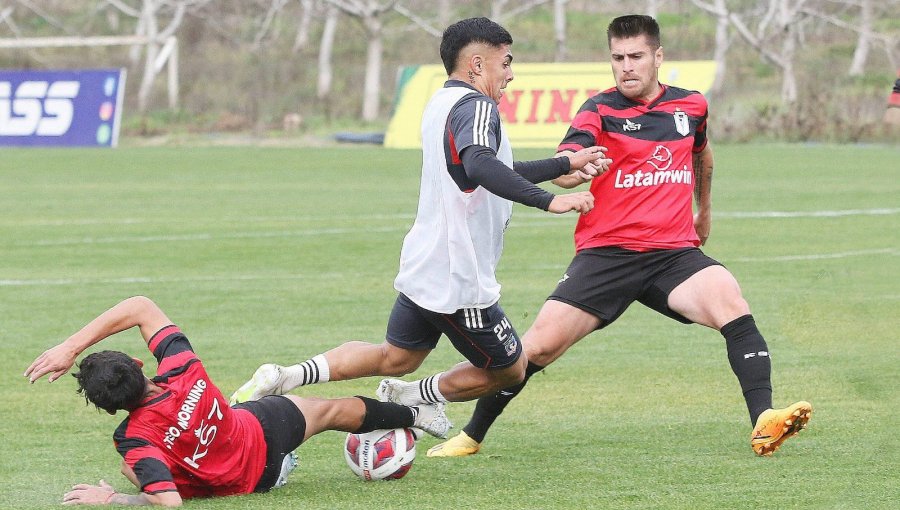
top-left (283, 354), bottom-right (330, 391)
top-left (414, 372), bottom-right (447, 404)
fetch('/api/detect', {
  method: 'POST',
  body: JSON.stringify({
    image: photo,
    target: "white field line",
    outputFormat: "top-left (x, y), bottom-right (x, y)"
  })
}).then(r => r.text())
top-left (8, 207), bottom-right (899, 247)
top-left (4, 207), bottom-right (898, 229)
top-left (10, 226), bottom-right (405, 247)
top-left (3, 249), bottom-right (895, 288)
top-left (726, 248), bottom-right (898, 262)
top-left (0, 273), bottom-right (340, 287)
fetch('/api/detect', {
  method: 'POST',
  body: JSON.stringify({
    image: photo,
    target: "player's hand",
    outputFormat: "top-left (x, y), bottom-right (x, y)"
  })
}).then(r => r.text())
top-left (566, 146), bottom-right (612, 182)
top-left (63, 480), bottom-right (115, 505)
top-left (25, 341), bottom-right (79, 383)
top-left (694, 209), bottom-right (711, 245)
top-left (548, 191), bottom-right (594, 214)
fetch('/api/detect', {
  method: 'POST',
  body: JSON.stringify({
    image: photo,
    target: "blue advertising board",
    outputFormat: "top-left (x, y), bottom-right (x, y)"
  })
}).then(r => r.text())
top-left (0, 68), bottom-right (126, 147)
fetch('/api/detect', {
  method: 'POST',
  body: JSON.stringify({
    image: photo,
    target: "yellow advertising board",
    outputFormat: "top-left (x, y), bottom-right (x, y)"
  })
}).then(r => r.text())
top-left (384, 61), bottom-right (716, 149)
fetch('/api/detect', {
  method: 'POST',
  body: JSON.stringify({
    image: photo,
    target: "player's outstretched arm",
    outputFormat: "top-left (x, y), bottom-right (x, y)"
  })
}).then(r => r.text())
top-left (547, 191), bottom-right (594, 214)
top-left (552, 147), bottom-right (612, 189)
top-left (25, 296), bottom-right (172, 383)
top-left (63, 479), bottom-right (182, 507)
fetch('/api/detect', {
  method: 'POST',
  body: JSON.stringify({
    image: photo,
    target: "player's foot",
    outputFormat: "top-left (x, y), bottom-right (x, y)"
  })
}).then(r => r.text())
top-left (273, 452), bottom-right (298, 489)
top-left (229, 364), bottom-right (288, 405)
top-left (750, 401), bottom-right (812, 456)
top-left (412, 403), bottom-right (452, 439)
top-left (377, 378), bottom-right (427, 406)
top-left (426, 431), bottom-right (481, 457)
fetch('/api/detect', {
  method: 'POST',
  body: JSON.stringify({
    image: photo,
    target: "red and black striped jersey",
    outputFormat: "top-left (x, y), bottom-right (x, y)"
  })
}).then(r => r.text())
top-left (113, 326), bottom-right (266, 499)
top-left (558, 84), bottom-right (708, 252)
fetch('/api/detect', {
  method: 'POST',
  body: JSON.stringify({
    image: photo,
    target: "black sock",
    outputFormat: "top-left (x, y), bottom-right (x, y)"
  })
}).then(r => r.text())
top-left (356, 396), bottom-right (414, 433)
top-left (721, 315), bottom-right (773, 425)
top-left (462, 361), bottom-right (544, 443)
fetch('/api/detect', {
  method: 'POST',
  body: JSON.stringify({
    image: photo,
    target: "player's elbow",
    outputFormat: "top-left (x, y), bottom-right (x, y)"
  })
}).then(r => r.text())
top-left (146, 490), bottom-right (183, 507)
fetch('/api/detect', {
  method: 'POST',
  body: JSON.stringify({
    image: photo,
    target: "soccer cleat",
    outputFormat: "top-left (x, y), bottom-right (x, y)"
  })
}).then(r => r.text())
top-left (377, 378), bottom-right (427, 406)
top-left (750, 401), bottom-right (812, 456)
top-left (229, 364), bottom-right (288, 405)
top-left (412, 403), bottom-right (453, 439)
top-left (273, 452), bottom-right (298, 489)
top-left (426, 431), bottom-right (481, 457)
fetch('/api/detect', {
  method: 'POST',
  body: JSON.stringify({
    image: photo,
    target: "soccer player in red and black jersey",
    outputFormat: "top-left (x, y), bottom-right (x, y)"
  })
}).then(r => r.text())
top-left (429, 15), bottom-right (812, 459)
top-left (24, 296), bottom-right (450, 506)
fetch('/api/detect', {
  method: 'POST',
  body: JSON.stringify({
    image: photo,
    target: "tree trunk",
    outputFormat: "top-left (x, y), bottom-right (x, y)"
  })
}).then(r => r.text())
top-left (292, 0), bottom-right (314, 53)
top-left (553, 0), bottom-right (567, 62)
top-left (438, 0), bottom-right (451, 28)
top-left (317, 5), bottom-right (338, 101)
top-left (362, 15), bottom-right (383, 121)
top-left (137, 0), bottom-right (159, 113)
top-left (776, 0), bottom-right (800, 104)
top-left (848, 0), bottom-right (872, 76)
top-left (709, 0), bottom-right (729, 96)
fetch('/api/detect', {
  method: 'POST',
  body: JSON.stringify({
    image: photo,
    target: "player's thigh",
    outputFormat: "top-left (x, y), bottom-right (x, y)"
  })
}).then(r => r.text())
top-left (667, 265), bottom-right (750, 329)
top-left (524, 299), bottom-right (601, 366)
top-left (383, 293), bottom-right (441, 373)
top-left (286, 395), bottom-right (364, 440)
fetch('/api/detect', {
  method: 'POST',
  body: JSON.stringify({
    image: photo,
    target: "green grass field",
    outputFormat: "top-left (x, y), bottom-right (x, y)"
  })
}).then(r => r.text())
top-left (1, 144), bottom-right (898, 509)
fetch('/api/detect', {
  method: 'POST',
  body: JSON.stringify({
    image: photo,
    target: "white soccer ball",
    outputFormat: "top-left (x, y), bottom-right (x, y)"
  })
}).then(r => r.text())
top-left (344, 428), bottom-right (416, 481)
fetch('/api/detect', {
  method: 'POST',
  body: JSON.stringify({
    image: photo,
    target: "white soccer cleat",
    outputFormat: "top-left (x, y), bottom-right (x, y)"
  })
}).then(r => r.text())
top-left (413, 403), bottom-right (453, 439)
top-left (377, 378), bottom-right (427, 406)
top-left (229, 364), bottom-right (288, 405)
top-left (273, 452), bottom-right (298, 489)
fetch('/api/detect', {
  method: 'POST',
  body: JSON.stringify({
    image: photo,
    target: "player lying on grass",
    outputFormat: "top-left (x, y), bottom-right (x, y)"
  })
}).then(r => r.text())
top-left (24, 296), bottom-right (450, 506)
top-left (391, 14), bottom-right (812, 459)
top-left (230, 17), bottom-right (607, 418)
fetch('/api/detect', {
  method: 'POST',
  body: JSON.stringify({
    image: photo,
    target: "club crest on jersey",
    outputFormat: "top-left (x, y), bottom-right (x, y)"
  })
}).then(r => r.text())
top-left (673, 109), bottom-right (689, 136)
top-left (623, 118), bottom-right (642, 132)
top-left (648, 145), bottom-right (673, 171)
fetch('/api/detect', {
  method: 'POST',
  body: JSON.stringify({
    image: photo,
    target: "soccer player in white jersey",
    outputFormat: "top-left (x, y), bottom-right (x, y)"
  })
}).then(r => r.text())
top-left (231, 18), bottom-right (609, 413)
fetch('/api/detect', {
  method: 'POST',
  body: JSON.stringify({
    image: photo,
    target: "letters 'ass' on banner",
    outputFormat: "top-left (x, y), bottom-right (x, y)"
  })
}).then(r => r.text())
top-left (384, 61), bottom-right (715, 149)
top-left (0, 69), bottom-right (126, 147)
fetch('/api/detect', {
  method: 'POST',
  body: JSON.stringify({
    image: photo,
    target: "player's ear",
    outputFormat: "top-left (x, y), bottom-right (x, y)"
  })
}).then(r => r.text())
top-left (655, 46), bottom-right (664, 68)
top-left (471, 55), bottom-right (483, 74)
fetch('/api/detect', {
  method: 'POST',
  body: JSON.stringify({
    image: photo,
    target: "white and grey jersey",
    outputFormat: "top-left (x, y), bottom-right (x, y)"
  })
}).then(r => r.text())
top-left (394, 81), bottom-right (513, 313)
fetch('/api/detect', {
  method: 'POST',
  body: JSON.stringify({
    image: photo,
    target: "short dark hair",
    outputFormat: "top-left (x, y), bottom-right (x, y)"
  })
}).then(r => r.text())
top-left (440, 17), bottom-right (513, 75)
top-left (73, 351), bottom-right (146, 414)
top-left (607, 14), bottom-right (661, 49)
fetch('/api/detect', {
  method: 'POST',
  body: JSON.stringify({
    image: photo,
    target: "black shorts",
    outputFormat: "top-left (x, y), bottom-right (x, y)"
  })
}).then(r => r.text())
top-left (385, 293), bottom-right (522, 369)
top-left (549, 246), bottom-right (722, 329)
top-left (234, 395), bottom-right (306, 493)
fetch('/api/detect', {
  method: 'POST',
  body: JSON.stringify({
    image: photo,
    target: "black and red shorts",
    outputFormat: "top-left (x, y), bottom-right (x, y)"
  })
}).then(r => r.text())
top-left (235, 395), bottom-right (306, 492)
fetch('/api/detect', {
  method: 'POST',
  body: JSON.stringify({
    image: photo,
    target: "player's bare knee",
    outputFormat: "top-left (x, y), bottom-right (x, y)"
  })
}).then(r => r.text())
top-left (380, 344), bottom-right (426, 376)
top-left (490, 362), bottom-right (526, 389)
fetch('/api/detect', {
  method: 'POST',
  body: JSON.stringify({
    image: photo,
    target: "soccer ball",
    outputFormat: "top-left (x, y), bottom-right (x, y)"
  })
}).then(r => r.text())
top-left (344, 428), bottom-right (416, 481)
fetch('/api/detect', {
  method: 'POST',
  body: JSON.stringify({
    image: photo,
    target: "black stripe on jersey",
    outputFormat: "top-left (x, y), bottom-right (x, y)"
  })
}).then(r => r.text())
top-left (567, 86), bottom-right (706, 145)
top-left (153, 357), bottom-right (201, 384)
top-left (114, 419), bottom-right (151, 456)
top-left (151, 333), bottom-right (194, 361)
top-left (133, 457), bottom-right (175, 492)
top-left (601, 110), bottom-right (700, 142)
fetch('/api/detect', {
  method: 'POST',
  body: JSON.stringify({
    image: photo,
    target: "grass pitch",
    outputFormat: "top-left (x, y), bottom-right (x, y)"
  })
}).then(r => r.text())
top-left (1, 143), bottom-right (898, 509)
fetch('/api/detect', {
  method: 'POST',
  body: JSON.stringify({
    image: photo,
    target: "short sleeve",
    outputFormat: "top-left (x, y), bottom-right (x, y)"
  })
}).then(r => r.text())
top-left (558, 97), bottom-right (602, 152)
top-left (693, 102), bottom-right (709, 153)
top-left (147, 325), bottom-right (198, 378)
top-left (114, 421), bottom-right (178, 494)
